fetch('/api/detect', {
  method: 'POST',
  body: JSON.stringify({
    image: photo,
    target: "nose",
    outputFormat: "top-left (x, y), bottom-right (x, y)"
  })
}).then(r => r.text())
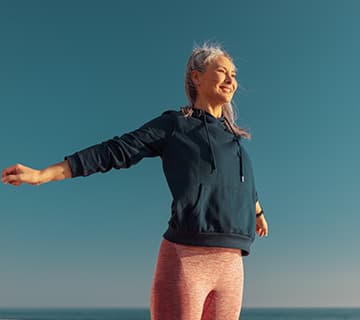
top-left (225, 72), bottom-right (233, 82)
top-left (225, 72), bottom-right (236, 87)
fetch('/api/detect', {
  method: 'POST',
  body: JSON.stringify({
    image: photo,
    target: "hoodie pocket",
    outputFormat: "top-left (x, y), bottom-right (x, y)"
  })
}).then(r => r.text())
top-left (171, 183), bottom-right (205, 231)
top-left (181, 183), bottom-right (205, 217)
top-left (188, 183), bottom-right (255, 235)
top-left (171, 183), bottom-right (255, 236)
top-left (212, 184), bottom-right (255, 235)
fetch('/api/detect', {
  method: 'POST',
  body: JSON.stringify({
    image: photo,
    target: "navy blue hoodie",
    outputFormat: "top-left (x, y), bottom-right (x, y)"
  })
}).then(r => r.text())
top-left (65, 108), bottom-right (258, 255)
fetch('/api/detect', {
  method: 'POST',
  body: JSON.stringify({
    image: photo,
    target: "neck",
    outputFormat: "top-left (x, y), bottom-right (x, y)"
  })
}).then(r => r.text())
top-left (193, 100), bottom-right (223, 119)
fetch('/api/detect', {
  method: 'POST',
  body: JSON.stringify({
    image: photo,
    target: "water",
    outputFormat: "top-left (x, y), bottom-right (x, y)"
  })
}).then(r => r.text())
top-left (0, 308), bottom-right (359, 320)
top-left (0, 309), bottom-right (148, 320)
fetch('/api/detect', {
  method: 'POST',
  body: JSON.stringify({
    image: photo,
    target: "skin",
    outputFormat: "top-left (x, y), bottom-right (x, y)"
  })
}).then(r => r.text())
top-left (192, 55), bottom-right (238, 118)
top-left (1, 54), bottom-right (268, 238)
top-left (2, 161), bottom-right (72, 186)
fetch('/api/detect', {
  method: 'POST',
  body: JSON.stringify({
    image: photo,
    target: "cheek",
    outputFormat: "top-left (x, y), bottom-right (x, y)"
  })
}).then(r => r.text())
top-left (213, 76), bottom-right (225, 87)
top-left (232, 78), bottom-right (238, 90)
top-left (206, 78), bottom-right (221, 90)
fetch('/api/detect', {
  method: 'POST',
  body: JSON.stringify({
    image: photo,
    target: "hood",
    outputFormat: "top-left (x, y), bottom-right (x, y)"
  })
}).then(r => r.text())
top-left (190, 108), bottom-right (245, 182)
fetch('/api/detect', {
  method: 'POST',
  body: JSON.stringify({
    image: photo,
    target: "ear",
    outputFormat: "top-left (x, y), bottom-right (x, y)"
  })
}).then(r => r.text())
top-left (191, 70), bottom-right (202, 87)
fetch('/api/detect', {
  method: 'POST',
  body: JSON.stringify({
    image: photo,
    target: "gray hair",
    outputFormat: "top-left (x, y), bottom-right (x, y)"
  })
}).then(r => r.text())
top-left (183, 43), bottom-right (250, 139)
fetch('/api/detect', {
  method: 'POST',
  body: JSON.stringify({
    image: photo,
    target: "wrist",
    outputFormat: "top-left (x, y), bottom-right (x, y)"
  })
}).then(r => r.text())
top-left (256, 209), bottom-right (264, 218)
top-left (38, 168), bottom-right (51, 184)
top-left (39, 161), bottom-right (72, 184)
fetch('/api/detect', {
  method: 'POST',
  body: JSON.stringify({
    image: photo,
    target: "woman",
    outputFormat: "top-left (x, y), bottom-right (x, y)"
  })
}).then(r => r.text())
top-left (2, 43), bottom-right (268, 320)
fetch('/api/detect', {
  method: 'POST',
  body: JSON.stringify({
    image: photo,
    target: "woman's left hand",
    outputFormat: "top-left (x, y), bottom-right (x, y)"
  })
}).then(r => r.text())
top-left (256, 214), bottom-right (268, 238)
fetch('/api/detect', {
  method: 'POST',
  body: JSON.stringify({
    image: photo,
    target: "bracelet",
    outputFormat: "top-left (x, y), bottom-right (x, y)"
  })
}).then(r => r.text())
top-left (256, 210), bottom-right (264, 218)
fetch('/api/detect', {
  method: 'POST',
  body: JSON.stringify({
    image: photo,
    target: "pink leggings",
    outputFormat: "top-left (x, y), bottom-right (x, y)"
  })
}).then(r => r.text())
top-left (150, 239), bottom-right (244, 320)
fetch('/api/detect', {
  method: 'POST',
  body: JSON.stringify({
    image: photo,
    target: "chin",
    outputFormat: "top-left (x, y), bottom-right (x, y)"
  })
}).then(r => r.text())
top-left (219, 96), bottom-right (233, 104)
top-left (210, 93), bottom-right (234, 106)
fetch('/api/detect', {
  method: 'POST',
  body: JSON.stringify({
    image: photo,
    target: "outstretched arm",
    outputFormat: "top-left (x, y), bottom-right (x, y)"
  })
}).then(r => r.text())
top-left (2, 111), bottom-right (175, 185)
top-left (2, 160), bottom-right (72, 186)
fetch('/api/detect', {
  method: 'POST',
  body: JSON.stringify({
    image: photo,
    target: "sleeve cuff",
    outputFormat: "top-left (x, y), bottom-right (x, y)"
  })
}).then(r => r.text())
top-left (64, 153), bottom-right (84, 178)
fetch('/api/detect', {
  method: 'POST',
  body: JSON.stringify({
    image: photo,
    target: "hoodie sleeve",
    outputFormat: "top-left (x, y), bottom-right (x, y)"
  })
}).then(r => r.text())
top-left (65, 110), bottom-right (176, 177)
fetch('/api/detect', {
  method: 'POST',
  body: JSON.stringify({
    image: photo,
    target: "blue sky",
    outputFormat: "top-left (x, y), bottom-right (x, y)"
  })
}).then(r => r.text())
top-left (1, 0), bottom-right (359, 308)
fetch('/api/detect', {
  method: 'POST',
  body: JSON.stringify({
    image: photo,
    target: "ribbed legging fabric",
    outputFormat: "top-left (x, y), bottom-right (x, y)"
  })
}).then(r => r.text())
top-left (150, 239), bottom-right (244, 320)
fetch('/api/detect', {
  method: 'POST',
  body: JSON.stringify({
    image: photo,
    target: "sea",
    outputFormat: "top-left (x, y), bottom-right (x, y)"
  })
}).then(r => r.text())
top-left (0, 308), bottom-right (359, 320)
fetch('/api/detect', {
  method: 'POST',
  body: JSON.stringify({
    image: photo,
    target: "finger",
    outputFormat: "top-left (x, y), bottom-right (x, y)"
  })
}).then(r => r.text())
top-left (259, 229), bottom-right (266, 238)
top-left (263, 224), bottom-right (268, 236)
top-left (2, 164), bottom-right (23, 177)
top-left (2, 174), bottom-right (21, 185)
top-left (2, 175), bottom-right (10, 183)
top-left (262, 228), bottom-right (268, 237)
top-left (2, 167), bottom-right (16, 177)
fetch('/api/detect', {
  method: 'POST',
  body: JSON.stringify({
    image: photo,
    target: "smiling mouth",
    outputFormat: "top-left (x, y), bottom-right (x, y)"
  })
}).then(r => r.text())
top-left (220, 86), bottom-right (233, 93)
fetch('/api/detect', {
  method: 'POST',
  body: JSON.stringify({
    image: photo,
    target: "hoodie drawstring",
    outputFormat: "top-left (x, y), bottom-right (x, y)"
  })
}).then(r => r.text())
top-left (191, 107), bottom-right (244, 181)
top-left (233, 136), bottom-right (245, 182)
top-left (224, 117), bottom-right (245, 183)
top-left (203, 113), bottom-right (217, 173)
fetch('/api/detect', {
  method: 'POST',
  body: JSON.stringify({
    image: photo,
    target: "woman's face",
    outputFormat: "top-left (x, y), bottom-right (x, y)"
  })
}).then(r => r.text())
top-left (193, 55), bottom-right (238, 106)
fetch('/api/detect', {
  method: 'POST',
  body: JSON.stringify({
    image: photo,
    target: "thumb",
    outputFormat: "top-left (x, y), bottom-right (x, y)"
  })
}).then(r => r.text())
top-left (2, 174), bottom-right (22, 186)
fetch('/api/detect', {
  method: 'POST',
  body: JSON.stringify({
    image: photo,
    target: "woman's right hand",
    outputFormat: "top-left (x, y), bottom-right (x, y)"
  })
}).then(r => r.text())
top-left (2, 163), bottom-right (41, 186)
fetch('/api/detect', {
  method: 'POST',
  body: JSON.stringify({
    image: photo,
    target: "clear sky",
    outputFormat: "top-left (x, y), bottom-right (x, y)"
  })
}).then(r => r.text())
top-left (1, 0), bottom-right (359, 308)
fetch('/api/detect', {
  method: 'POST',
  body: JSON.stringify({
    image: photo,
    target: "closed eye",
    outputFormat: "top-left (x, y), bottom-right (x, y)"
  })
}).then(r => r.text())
top-left (216, 65), bottom-right (237, 80)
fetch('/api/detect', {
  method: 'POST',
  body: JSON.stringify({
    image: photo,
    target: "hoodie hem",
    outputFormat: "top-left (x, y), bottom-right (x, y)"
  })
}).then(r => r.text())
top-left (163, 226), bottom-right (253, 256)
